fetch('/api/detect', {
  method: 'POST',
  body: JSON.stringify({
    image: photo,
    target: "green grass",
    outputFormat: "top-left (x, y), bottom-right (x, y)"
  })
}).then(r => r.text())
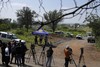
top-left (8, 28), bottom-right (35, 48)
top-left (5, 26), bottom-right (89, 49)
top-left (96, 37), bottom-right (100, 50)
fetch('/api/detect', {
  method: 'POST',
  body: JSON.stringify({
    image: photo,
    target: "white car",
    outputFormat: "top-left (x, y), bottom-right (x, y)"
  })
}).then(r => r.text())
top-left (76, 34), bottom-right (83, 39)
top-left (0, 31), bottom-right (25, 43)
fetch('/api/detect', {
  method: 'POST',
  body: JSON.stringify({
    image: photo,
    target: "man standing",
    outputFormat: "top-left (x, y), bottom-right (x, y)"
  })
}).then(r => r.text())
top-left (5, 43), bottom-right (10, 67)
top-left (34, 36), bottom-right (38, 44)
top-left (15, 42), bottom-right (22, 67)
top-left (46, 47), bottom-right (53, 67)
top-left (64, 45), bottom-right (72, 67)
top-left (1, 42), bottom-right (6, 65)
top-left (39, 35), bottom-right (43, 45)
top-left (21, 43), bottom-right (28, 65)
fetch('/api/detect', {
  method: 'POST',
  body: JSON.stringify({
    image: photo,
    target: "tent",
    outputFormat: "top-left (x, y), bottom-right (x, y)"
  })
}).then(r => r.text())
top-left (32, 29), bottom-right (49, 35)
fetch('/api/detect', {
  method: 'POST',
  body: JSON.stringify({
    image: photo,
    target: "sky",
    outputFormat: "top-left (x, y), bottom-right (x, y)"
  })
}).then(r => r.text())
top-left (0, 0), bottom-right (95, 24)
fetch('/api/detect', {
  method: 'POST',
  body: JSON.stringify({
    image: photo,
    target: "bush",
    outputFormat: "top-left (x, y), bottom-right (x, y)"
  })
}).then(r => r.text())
top-left (0, 24), bottom-right (10, 31)
top-left (96, 37), bottom-right (100, 49)
top-left (15, 29), bottom-right (24, 35)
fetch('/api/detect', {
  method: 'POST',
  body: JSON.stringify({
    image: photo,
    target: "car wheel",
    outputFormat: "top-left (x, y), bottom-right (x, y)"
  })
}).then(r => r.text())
top-left (88, 40), bottom-right (90, 43)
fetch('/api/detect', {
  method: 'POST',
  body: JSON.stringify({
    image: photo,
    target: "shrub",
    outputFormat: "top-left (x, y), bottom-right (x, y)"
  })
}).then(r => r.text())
top-left (96, 37), bottom-right (100, 49)
top-left (15, 29), bottom-right (24, 35)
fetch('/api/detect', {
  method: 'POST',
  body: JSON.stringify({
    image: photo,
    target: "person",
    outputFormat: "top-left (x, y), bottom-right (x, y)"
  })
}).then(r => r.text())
top-left (15, 42), bottom-right (22, 67)
top-left (46, 47), bottom-right (53, 67)
top-left (44, 35), bottom-right (48, 45)
top-left (39, 35), bottom-right (43, 45)
top-left (20, 42), bottom-right (28, 65)
top-left (0, 40), bottom-right (2, 47)
top-left (1, 42), bottom-right (6, 65)
top-left (5, 43), bottom-right (10, 67)
top-left (34, 35), bottom-right (38, 44)
top-left (10, 41), bottom-right (16, 64)
top-left (64, 45), bottom-right (72, 67)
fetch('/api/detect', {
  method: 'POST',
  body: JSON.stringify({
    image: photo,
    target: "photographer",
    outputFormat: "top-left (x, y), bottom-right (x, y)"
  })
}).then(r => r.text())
top-left (46, 47), bottom-right (53, 67)
top-left (64, 45), bottom-right (72, 67)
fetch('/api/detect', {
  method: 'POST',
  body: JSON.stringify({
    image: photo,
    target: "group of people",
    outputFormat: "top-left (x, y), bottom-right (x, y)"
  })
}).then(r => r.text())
top-left (0, 38), bottom-right (77, 67)
top-left (33, 35), bottom-right (73, 67)
top-left (30, 43), bottom-right (54, 67)
top-left (34, 35), bottom-right (48, 45)
top-left (0, 40), bottom-right (28, 67)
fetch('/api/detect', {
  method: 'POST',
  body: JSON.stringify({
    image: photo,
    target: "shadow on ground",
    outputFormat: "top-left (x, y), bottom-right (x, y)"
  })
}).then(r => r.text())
top-left (0, 64), bottom-right (12, 67)
top-left (22, 64), bottom-right (33, 67)
top-left (0, 63), bottom-right (33, 67)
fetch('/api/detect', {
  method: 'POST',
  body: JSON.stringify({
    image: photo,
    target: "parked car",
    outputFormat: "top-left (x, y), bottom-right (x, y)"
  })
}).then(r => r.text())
top-left (66, 32), bottom-right (74, 38)
top-left (55, 31), bottom-right (64, 35)
top-left (76, 34), bottom-right (83, 39)
top-left (0, 31), bottom-right (25, 43)
top-left (87, 36), bottom-right (95, 43)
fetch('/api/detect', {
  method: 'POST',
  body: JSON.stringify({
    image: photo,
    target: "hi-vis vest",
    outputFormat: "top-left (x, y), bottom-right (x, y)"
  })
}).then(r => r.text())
top-left (64, 48), bottom-right (71, 58)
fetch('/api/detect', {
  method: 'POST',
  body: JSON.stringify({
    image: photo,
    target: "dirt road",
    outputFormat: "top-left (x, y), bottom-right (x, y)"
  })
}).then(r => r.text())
top-left (53, 38), bottom-right (100, 67)
top-left (0, 38), bottom-right (100, 67)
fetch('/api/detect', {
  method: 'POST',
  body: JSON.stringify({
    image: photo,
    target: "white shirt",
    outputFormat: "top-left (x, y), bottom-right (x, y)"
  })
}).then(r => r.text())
top-left (5, 47), bottom-right (10, 56)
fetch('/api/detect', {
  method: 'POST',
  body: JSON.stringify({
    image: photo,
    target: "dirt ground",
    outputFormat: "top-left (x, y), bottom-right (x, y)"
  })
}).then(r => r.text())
top-left (53, 38), bottom-right (100, 67)
top-left (0, 36), bottom-right (100, 67)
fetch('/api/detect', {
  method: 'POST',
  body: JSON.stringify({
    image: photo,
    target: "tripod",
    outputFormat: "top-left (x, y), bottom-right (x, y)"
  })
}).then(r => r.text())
top-left (38, 45), bottom-right (46, 66)
top-left (70, 55), bottom-right (77, 67)
top-left (67, 48), bottom-right (86, 67)
top-left (78, 48), bottom-right (86, 67)
top-left (26, 44), bottom-right (38, 64)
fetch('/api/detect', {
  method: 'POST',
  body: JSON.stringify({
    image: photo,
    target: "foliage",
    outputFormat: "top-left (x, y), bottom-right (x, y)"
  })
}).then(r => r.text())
top-left (43, 10), bottom-right (63, 32)
top-left (0, 18), bottom-right (11, 31)
top-left (74, 23), bottom-right (80, 30)
top-left (0, 18), bottom-right (18, 31)
top-left (87, 14), bottom-right (100, 37)
top-left (0, 23), bottom-right (10, 31)
top-left (10, 22), bottom-right (18, 29)
top-left (96, 37), bottom-right (100, 50)
top-left (87, 14), bottom-right (100, 48)
top-left (16, 7), bottom-right (37, 32)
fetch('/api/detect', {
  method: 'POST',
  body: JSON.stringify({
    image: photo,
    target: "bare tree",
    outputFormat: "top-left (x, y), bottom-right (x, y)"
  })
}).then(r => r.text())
top-left (37, 0), bottom-right (100, 30)
top-left (0, 0), bottom-right (10, 12)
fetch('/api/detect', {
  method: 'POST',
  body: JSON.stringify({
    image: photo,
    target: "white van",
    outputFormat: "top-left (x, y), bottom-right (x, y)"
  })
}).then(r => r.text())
top-left (0, 31), bottom-right (25, 43)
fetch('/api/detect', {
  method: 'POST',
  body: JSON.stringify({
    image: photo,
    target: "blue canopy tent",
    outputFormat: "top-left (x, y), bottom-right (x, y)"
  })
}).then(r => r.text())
top-left (32, 29), bottom-right (56, 48)
top-left (32, 29), bottom-right (49, 35)
top-left (32, 29), bottom-right (49, 46)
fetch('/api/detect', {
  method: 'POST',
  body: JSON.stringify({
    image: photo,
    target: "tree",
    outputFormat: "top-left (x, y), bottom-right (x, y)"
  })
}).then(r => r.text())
top-left (0, 18), bottom-right (11, 31)
top-left (36, 0), bottom-right (100, 30)
top-left (74, 23), bottom-right (80, 30)
top-left (1, 0), bottom-right (100, 30)
top-left (11, 20), bottom-right (18, 29)
top-left (87, 14), bottom-right (100, 37)
top-left (43, 10), bottom-right (63, 32)
top-left (16, 7), bottom-right (36, 32)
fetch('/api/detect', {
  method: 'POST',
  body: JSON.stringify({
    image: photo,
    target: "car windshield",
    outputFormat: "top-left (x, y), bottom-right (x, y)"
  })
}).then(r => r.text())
top-left (12, 35), bottom-right (17, 39)
top-left (7, 35), bottom-right (17, 39)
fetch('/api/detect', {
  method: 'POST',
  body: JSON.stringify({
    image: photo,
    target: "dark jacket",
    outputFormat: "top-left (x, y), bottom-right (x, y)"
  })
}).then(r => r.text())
top-left (47, 48), bottom-right (53, 57)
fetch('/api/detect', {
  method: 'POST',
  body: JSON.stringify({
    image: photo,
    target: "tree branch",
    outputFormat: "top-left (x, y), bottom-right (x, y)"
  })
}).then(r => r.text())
top-left (37, 0), bottom-right (96, 30)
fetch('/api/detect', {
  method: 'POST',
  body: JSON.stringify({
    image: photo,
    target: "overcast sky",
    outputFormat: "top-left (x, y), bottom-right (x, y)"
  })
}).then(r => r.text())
top-left (0, 0), bottom-right (96, 24)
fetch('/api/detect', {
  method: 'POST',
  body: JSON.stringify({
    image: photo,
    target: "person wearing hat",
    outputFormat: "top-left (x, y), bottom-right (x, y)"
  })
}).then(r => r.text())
top-left (64, 45), bottom-right (72, 67)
